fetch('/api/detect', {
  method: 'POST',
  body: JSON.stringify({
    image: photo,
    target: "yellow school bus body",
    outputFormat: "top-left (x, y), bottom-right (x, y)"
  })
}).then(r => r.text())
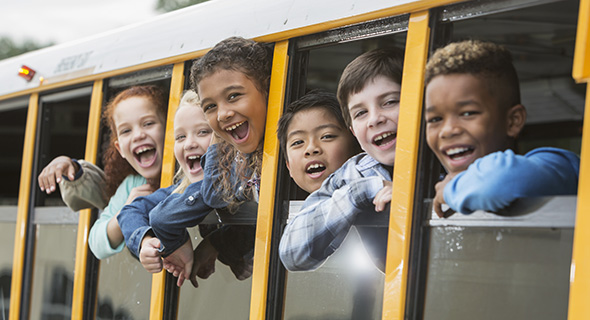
top-left (0, 0), bottom-right (588, 319)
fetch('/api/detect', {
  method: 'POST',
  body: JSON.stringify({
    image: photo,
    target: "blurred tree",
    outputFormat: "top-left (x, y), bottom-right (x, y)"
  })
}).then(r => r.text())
top-left (156, 0), bottom-right (209, 12)
top-left (0, 37), bottom-right (54, 60)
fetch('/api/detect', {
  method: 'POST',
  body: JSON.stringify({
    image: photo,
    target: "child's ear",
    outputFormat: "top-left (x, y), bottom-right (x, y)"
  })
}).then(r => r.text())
top-left (285, 160), bottom-right (292, 177)
top-left (349, 126), bottom-right (356, 137)
top-left (506, 104), bottom-right (527, 138)
top-left (114, 140), bottom-right (125, 159)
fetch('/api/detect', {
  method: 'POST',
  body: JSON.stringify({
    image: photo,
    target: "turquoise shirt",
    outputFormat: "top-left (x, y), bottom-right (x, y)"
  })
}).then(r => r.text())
top-left (88, 174), bottom-right (146, 259)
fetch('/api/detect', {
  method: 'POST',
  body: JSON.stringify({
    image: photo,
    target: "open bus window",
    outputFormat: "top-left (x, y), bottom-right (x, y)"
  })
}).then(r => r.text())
top-left (34, 87), bottom-right (92, 207)
top-left (0, 100), bottom-right (27, 206)
top-left (94, 69), bottom-right (172, 320)
top-left (415, 1), bottom-right (583, 319)
top-left (279, 16), bottom-right (408, 320)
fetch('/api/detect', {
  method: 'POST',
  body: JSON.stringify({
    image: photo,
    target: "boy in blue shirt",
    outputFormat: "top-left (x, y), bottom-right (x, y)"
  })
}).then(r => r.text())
top-left (279, 48), bottom-right (404, 271)
top-left (424, 40), bottom-right (580, 217)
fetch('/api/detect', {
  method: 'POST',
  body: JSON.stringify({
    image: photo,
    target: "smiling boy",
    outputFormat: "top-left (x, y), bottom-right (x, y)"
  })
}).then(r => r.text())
top-left (277, 90), bottom-right (360, 193)
top-left (279, 48), bottom-right (404, 271)
top-left (424, 40), bottom-right (580, 217)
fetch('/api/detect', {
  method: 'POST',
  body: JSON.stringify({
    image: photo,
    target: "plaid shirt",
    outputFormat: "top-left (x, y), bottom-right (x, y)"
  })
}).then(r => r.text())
top-left (279, 153), bottom-right (392, 271)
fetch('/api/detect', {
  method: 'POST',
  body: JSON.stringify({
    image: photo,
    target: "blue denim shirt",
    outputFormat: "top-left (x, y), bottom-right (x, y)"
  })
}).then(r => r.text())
top-left (117, 184), bottom-right (175, 258)
top-left (149, 180), bottom-right (212, 256)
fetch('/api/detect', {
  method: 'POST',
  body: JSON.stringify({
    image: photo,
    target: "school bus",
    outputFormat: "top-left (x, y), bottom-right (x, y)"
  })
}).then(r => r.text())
top-left (0, 0), bottom-right (588, 319)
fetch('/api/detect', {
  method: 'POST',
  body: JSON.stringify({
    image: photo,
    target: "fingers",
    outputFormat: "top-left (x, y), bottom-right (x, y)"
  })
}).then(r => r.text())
top-left (190, 273), bottom-right (199, 288)
top-left (373, 185), bottom-right (392, 212)
top-left (433, 198), bottom-right (445, 218)
top-left (176, 274), bottom-right (185, 287)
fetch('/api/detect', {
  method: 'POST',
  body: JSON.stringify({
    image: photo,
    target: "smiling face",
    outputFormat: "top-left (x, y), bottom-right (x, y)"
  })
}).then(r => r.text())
top-left (197, 69), bottom-right (267, 154)
top-left (285, 107), bottom-right (358, 193)
top-left (348, 75), bottom-right (401, 166)
top-left (174, 105), bottom-right (212, 183)
top-left (425, 73), bottom-right (520, 174)
top-left (113, 96), bottom-right (166, 180)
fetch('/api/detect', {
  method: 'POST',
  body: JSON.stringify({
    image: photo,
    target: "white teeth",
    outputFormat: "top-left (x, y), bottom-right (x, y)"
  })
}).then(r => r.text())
top-left (225, 121), bottom-right (245, 131)
top-left (135, 147), bottom-right (154, 154)
top-left (187, 155), bottom-right (201, 160)
top-left (306, 163), bottom-right (325, 171)
top-left (446, 147), bottom-right (470, 156)
top-left (374, 132), bottom-right (394, 143)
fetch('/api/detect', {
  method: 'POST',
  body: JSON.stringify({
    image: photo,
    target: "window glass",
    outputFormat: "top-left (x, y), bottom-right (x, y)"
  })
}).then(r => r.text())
top-left (424, 225), bottom-right (573, 320)
top-left (176, 226), bottom-right (252, 319)
top-left (0, 221), bottom-right (15, 319)
top-left (29, 224), bottom-right (77, 320)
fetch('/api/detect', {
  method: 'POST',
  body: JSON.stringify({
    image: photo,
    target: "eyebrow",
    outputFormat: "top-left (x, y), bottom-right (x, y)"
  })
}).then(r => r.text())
top-left (287, 123), bottom-right (342, 139)
top-left (425, 99), bottom-right (481, 112)
top-left (200, 85), bottom-right (246, 105)
top-left (348, 90), bottom-right (401, 111)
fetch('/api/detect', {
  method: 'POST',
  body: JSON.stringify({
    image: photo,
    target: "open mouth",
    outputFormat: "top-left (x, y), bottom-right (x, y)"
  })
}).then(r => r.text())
top-left (306, 162), bottom-right (326, 177)
top-left (225, 121), bottom-right (249, 141)
top-left (445, 146), bottom-right (474, 160)
top-left (186, 155), bottom-right (202, 172)
top-left (134, 146), bottom-right (157, 168)
top-left (373, 131), bottom-right (397, 146)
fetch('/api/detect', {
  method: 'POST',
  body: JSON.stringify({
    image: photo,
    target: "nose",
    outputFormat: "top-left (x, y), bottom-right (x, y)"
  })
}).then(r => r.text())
top-left (132, 127), bottom-right (146, 142)
top-left (304, 138), bottom-right (322, 156)
top-left (439, 118), bottom-right (462, 139)
top-left (217, 103), bottom-right (234, 122)
top-left (184, 134), bottom-right (198, 150)
top-left (367, 111), bottom-right (385, 128)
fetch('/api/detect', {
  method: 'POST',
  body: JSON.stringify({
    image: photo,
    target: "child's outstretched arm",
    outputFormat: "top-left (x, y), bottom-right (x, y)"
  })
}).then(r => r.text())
top-left (279, 173), bottom-right (385, 272)
top-left (199, 143), bottom-right (230, 208)
top-left (88, 175), bottom-right (149, 259)
top-left (117, 184), bottom-right (173, 258)
top-left (444, 148), bottom-right (580, 215)
top-left (149, 180), bottom-right (212, 257)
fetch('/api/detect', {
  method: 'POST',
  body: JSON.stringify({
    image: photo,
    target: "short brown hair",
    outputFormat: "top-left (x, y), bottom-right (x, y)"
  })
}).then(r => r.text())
top-left (337, 48), bottom-right (404, 127)
top-left (425, 40), bottom-right (521, 110)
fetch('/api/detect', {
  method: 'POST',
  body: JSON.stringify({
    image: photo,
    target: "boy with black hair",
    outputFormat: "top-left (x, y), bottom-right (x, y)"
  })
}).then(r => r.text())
top-left (277, 90), bottom-right (360, 193)
top-left (424, 40), bottom-right (579, 217)
top-left (279, 48), bottom-right (404, 271)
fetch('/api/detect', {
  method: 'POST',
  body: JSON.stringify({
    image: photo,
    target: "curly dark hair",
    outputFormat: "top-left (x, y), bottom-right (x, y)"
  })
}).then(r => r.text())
top-left (337, 47), bottom-right (404, 128)
top-left (190, 37), bottom-right (272, 212)
top-left (190, 36), bottom-right (272, 96)
top-left (425, 40), bottom-right (521, 110)
top-left (102, 85), bottom-right (167, 197)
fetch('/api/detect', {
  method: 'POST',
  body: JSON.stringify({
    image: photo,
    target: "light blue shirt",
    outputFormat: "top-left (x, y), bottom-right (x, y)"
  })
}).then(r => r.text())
top-left (444, 147), bottom-right (580, 214)
top-left (88, 174), bottom-right (146, 259)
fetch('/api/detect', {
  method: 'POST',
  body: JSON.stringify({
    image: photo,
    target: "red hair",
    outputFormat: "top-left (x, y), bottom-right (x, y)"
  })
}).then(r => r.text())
top-left (102, 85), bottom-right (167, 197)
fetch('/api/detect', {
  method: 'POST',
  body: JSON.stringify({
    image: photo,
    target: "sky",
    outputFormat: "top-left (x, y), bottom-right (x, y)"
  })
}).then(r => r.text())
top-left (1, 0), bottom-right (160, 45)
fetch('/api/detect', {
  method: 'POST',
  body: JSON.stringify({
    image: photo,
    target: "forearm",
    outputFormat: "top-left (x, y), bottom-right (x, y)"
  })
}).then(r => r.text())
top-left (444, 149), bottom-right (580, 214)
top-left (279, 176), bottom-right (383, 271)
top-left (107, 216), bottom-right (124, 250)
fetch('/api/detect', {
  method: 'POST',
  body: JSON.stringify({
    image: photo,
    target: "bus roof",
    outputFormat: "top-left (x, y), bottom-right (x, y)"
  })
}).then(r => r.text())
top-left (0, 0), bottom-right (431, 98)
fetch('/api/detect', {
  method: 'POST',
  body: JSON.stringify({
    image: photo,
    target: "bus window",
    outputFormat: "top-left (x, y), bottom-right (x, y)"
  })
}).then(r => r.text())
top-left (411, 1), bottom-right (584, 319)
top-left (176, 225), bottom-right (253, 319)
top-left (93, 67), bottom-right (172, 320)
top-left (278, 15), bottom-right (408, 320)
top-left (0, 96), bottom-right (28, 319)
top-left (34, 87), bottom-right (92, 207)
top-left (28, 86), bottom-right (92, 320)
top-left (175, 58), bottom-right (257, 319)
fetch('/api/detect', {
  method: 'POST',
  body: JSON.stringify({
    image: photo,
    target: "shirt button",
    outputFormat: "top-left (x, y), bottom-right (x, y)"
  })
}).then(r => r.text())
top-left (186, 196), bottom-right (196, 205)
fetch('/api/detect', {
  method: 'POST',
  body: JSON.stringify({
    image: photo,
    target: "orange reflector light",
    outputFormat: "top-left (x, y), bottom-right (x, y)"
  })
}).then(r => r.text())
top-left (18, 65), bottom-right (36, 81)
